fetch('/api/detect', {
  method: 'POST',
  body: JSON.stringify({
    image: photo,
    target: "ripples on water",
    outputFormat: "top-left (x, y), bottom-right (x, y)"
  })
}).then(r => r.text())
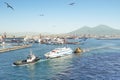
top-left (0, 39), bottom-right (120, 80)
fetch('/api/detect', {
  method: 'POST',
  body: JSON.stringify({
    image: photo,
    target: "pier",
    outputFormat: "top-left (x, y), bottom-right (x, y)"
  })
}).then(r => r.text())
top-left (0, 44), bottom-right (32, 53)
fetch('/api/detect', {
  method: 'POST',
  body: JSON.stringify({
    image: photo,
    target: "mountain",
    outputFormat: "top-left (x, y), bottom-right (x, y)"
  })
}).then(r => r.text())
top-left (69, 25), bottom-right (120, 35)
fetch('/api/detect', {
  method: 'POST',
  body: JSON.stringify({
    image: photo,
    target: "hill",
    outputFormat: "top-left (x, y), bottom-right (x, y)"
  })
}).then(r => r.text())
top-left (69, 25), bottom-right (120, 35)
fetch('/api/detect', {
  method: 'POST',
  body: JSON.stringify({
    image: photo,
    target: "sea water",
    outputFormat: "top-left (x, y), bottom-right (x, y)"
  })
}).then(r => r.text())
top-left (0, 38), bottom-right (120, 80)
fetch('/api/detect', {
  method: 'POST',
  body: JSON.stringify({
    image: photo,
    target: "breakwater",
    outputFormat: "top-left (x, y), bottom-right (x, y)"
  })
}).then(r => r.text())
top-left (0, 44), bottom-right (32, 53)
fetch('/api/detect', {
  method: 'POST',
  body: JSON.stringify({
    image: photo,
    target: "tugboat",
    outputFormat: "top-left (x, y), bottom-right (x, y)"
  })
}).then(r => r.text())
top-left (13, 51), bottom-right (40, 66)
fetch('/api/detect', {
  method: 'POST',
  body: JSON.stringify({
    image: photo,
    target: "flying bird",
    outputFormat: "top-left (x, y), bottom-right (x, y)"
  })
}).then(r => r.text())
top-left (69, 2), bottom-right (75, 6)
top-left (4, 2), bottom-right (14, 10)
top-left (39, 14), bottom-right (44, 16)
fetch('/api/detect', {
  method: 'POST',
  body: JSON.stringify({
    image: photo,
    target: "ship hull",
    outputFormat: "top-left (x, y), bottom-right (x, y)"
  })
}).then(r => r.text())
top-left (13, 57), bottom-right (40, 66)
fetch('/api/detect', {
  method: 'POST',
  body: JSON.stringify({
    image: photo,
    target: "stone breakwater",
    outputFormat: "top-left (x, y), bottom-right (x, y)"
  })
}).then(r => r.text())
top-left (0, 44), bottom-right (32, 53)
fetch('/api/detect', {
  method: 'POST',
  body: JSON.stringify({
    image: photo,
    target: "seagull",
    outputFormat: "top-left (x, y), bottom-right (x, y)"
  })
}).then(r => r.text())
top-left (39, 14), bottom-right (44, 16)
top-left (69, 2), bottom-right (75, 6)
top-left (4, 2), bottom-right (14, 10)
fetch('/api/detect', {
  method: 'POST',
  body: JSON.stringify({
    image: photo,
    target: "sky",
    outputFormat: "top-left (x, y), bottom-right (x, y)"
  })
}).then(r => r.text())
top-left (0, 0), bottom-right (120, 34)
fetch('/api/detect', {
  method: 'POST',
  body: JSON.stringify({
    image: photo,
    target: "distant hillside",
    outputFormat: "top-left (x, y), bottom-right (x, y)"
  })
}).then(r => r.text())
top-left (69, 25), bottom-right (120, 35)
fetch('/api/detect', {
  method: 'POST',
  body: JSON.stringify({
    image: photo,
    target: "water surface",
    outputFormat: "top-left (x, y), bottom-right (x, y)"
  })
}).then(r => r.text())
top-left (0, 39), bottom-right (120, 80)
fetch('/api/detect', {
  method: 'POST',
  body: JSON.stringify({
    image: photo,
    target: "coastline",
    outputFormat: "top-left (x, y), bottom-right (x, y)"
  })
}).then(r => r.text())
top-left (0, 44), bottom-right (32, 53)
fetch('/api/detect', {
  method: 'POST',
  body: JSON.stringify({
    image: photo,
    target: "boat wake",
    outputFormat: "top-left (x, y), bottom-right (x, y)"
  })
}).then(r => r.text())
top-left (82, 46), bottom-right (104, 53)
top-left (82, 45), bottom-right (117, 53)
top-left (39, 59), bottom-right (49, 62)
top-left (105, 46), bottom-right (120, 50)
top-left (12, 64), bottom-right (16, 66)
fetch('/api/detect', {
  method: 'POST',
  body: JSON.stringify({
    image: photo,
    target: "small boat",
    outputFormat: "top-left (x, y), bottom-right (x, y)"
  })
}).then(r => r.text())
top-left (74, 47), bottom-right (83, 53)
top-left (13, 51), bottom-right (40, 66)
top-left (44, 47), bottom-right (73, 59)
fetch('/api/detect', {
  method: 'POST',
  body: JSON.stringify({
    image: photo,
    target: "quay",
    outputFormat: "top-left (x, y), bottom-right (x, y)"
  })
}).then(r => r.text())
top-left (0, 44), bottom-right (32, 53)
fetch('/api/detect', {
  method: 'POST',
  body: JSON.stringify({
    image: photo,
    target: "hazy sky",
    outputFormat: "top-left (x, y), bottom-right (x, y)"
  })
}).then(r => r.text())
top-left (0, 0), bottom-right (120, 33)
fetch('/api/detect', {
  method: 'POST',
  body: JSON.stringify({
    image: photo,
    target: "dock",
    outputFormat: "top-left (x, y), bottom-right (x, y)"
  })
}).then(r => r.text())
top-left (0, 44), bottom-right (32, 53)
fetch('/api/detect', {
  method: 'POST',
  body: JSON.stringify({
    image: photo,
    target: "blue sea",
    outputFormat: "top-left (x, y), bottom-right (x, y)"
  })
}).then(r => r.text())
top-left (0, 38), bottom-right (120, 80)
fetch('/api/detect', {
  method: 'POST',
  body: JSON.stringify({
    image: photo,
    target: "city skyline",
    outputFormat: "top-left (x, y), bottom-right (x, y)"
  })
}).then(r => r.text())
top-left (0, 0), bottom-right (120, 33)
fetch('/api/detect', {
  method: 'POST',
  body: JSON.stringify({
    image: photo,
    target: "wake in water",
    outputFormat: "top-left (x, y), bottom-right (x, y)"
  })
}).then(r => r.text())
top-left (82, 44), bottom-right (120, 53)
top-left (39, 59), bottom-right (50, 62)
top-left (105, 46), bottom-right (120, 50)
top-left (82, 46), bottom-right (107, 53)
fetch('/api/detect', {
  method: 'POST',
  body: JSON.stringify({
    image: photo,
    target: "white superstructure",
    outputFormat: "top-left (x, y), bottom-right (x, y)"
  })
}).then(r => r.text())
top-left (27, 53), bottom-right (36, 62)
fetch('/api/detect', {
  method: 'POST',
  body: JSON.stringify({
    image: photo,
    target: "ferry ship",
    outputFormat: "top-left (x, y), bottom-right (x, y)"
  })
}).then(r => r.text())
top-left (44, 47), bottom-right (73, 58)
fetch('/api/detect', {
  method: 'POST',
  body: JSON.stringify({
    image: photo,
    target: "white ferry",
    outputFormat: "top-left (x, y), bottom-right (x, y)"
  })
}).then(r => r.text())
top-left (44, 47), bottom-right (73, 58)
